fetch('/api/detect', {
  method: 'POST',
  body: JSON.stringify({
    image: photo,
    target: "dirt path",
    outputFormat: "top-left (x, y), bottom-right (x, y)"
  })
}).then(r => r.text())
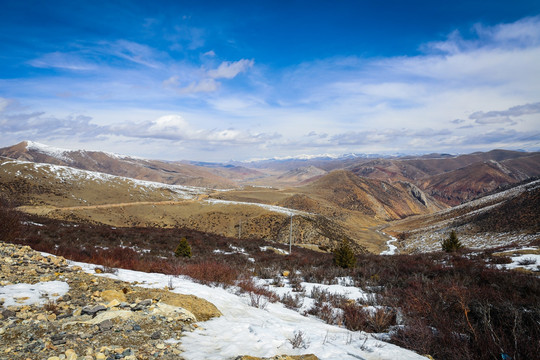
top-left (17, 199), bottom-right (198, 215)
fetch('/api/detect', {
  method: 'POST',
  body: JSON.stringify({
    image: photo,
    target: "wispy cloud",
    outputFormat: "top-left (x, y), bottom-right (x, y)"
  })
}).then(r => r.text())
top-left (28, 52), bottom-right (97, 71)
top-left (208, 59), bottom-right (254, 79)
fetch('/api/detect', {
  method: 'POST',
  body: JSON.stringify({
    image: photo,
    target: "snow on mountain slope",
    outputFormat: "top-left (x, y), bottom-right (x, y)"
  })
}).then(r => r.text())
top-left (0, 158), bottom-right (207, 200)
top-left (25, 140), bottom-right (139, 161)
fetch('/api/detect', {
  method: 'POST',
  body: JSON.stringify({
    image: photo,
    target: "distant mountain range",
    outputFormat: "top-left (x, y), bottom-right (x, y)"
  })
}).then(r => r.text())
top-left (2, 141), bottom-right (539, 206)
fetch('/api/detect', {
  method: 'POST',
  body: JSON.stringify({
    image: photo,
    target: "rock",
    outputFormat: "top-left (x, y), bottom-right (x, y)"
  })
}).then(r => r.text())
top-left (65, 349), bottom-right (77, 360)
top-left (1, 309), bottom-right (16, 318)
top-left (95, 353), bottom-right (106, 360)
top-left (132, 298), bottom-right (152, 311)
top-left (106, 299), bottom-right (121, 308)
top-left (122, 349), bottom-right (134, 356)
top-left (152, 302), bottom-right (196, 322)
top-left (51, 336), bottom-right (67, 346)
top-left (101, 289), bottom-right (127, 303)
top-left (85, 310), bottom-right (136, 325)
top-left (150, 331), bottom-right (161, 340)
top-left (98, 319), bottom-right (113, 332)
top-left (81, 305), bottom-right (107, 316)
top-left (130, 290), bottom-right (222, 321)
top-left (25, 341), bottom-right (44, 353)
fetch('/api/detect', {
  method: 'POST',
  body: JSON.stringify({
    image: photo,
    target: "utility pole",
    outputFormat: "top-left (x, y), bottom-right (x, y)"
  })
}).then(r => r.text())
top-left (289, 213), bottom-right (293, 254)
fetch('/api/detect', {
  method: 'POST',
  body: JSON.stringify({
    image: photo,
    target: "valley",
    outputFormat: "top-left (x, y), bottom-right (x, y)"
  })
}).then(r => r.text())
top-left (1, 141), bottom-right (540, 360)
top-left (1, 141), bottom-right (539, 255)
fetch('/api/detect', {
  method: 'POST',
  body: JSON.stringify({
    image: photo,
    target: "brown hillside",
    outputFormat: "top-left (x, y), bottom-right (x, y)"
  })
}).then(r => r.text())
top-left (302, 170), bottom-right (446, 220)
top-left (418, 154), bottom-right (540, 205)
top-left (0, 141), bottom-right (235, 189)
top-left (384, 179), bottom-right (540, 253)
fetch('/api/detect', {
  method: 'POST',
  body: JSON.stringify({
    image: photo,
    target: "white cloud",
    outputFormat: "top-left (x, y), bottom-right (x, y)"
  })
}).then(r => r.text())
top-left (175, 78), bottom-right (220, 94)
top-left (28, 52), bottom-right (96, 71)
top-left (111, 114), bottom-right (277, 146)
top-left (208, 59), bottom-right (254, 79)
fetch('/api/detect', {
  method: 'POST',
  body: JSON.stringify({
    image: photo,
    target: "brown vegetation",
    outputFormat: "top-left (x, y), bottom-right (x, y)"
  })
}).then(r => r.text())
top-left (3, 202), bottom-right (539, 360)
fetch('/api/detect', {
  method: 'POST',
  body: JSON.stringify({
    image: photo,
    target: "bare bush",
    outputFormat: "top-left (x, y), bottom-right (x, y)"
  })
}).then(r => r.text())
top-left (280, 293), bottom-right (303, 310)
top-left (308, 301), bottom-right (337, 324)
top-left (517, 257), bottom-right (536, 266)
top-left (182, 261), bottom-right (239, 286)
top-left (248, 292), bottom-right (267, 309)
top-left (288, 330), bottom-right (309, 349)
top-left (368, 308), bottom-right (396, 333)
top-left (343, 303), bottom-right (369, 331)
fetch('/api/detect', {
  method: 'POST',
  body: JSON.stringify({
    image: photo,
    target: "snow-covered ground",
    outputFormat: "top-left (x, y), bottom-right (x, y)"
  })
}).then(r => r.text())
top-left (380, 236), bottom-right (398, 255)
top-left (69, 260), bottom-right (426, 360)
top-left (204, 198), bottom-right (311, 216)
top-left (494, 246), bottom-right (540, 272)
top-left (0, 281), bottom-right (69, 307)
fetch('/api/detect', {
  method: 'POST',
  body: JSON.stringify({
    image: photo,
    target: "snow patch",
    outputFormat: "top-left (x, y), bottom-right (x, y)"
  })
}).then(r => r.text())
top-left (0, 281), bottom-right (69, 307)
top-left (204, 199), bottom-right (309, 216)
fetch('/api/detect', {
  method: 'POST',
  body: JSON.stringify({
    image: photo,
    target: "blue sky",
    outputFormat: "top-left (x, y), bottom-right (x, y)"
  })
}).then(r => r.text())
top-left (1, 0), bottom-right (539, 161)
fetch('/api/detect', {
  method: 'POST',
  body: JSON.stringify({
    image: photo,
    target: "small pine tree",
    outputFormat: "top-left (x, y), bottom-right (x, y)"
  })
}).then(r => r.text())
top-left (175, 237), bottom-right (192, 258)
top-left (441, 230), bottom-right (462, 252)
top-left (333, 239), bottom-right (357, 268)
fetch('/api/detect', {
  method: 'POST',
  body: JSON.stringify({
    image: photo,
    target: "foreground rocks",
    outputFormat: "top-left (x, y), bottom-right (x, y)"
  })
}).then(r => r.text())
top-left (0, 242), bottom-right (220, 360)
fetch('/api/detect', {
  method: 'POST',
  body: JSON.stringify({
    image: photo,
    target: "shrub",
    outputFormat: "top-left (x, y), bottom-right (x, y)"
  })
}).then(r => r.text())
top-left (288, 330), bottom-right (309, 349)
top-left (343, 303), bottom-right (369, 331)
top-left (174, 237), bottom-right (192, 258)
top-left (182, 261), bottom-right (239, 286)
top-left (333, 239), bottom-right (357, 268)
top-left (441, 230), bottom-right (462, 252)
top-left (518, 257), bottom-right (537, 266)
top-left (280, 293), bottom-right (303, 309)
top-left (0, 196), bottom-right (21, 242)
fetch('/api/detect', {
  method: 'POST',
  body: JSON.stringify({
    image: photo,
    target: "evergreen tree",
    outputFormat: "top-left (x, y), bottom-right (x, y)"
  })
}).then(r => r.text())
top-left (333, 239), bottom-right (357, 268)
top-left (441, 230), bottom-right (462, 252)
top-left (175, 237), bottom-right (192, 258)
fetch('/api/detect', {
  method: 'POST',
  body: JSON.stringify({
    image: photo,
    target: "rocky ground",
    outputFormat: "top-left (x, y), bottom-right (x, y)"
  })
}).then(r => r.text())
top-left (0, 242), bottom-right (319, 360)
top-left (0, 241), bottom-right (221, 360)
